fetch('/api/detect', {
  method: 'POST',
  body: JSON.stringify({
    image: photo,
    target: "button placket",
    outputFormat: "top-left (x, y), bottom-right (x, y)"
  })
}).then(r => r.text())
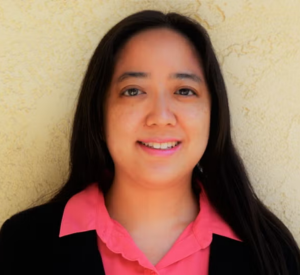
top-left (144, 268), bottom-right (157, 275)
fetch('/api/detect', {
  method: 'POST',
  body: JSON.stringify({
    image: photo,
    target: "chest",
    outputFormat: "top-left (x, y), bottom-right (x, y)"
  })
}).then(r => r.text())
top-left (14, 231), bottom-right (256, 275)
top-left (129, 225), bottom-right (190, 265)
top-left (54, 232), bottom-right (257, 275)
top-left (132, 236), bottom-right (178, 265)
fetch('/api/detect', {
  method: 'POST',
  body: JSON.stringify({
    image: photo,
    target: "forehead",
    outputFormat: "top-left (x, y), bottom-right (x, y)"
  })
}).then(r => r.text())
top-left (113, 28), bottom-right (203, 76)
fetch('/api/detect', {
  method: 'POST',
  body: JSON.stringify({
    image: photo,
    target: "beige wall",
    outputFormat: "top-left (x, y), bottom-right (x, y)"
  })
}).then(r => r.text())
top-left (0, 0), bottom-right (299, 244)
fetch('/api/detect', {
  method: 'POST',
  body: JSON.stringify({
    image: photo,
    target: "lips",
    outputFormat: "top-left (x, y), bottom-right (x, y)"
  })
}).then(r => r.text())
top-left (138, 138), bottom-right (181, 143)
top-left (137, 140), bottom-right (182, 156)
top-left (138, 141), bottom-right (180, 150)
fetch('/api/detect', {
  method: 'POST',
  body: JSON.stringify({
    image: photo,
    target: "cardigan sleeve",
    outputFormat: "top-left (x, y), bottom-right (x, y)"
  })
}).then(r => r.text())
top-left (0, 218), bottom-right (18, 275)
top-left (0, 203), bottom-right (65, 275)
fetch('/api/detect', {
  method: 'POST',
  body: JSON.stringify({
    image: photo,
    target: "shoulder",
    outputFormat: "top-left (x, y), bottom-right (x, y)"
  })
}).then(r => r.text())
top-left (0, 201), bottom-right (104, 275)
top-left (0, 202), bottom-right (67, 274)
top-left (1, 202), bottom-right (66, 239)
top-left (209, 234), bottom-right (259, 274)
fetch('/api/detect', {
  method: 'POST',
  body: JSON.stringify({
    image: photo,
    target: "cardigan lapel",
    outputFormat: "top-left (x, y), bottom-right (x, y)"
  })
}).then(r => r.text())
top-left (55, 230), bottom-right (105, 275)
top-left (209, 234), bottom-right (258, 275)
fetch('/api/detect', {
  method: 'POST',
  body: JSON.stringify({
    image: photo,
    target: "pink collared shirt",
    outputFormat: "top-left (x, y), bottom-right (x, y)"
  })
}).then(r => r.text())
top-left (60, 183), bottom-right (241, 275)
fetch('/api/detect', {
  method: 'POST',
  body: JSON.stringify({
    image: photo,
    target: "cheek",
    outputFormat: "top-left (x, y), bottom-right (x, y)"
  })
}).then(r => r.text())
top-left (105, 104), bottom-right (142, 143)
top-left (183, 103), bottom-right (210, 132)
top-left (181, 104), bottom-right (211, 158)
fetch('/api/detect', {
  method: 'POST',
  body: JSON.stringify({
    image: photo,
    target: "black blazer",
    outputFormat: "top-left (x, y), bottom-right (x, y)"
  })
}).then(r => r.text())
top-left (0, 202), bottom-right (296, 275)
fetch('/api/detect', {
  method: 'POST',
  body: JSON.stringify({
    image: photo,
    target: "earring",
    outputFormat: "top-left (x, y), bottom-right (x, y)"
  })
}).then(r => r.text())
top-left (197, 163), bottom-right (203, 173)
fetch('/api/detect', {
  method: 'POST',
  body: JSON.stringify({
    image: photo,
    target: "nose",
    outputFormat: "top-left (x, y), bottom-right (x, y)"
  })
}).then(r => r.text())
top-left (145, 92), bottom-right (177, 127)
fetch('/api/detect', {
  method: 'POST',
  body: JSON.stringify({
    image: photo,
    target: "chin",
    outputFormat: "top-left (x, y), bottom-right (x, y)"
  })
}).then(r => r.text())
top-left (136, 171), bottom-right (183, 187)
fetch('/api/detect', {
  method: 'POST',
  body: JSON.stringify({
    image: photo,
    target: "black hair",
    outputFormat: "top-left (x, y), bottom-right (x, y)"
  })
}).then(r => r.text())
top-left (49, 10), bottom-right (300, 274)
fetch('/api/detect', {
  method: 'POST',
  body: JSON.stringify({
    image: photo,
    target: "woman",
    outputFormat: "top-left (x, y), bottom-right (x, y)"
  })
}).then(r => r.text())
top-left (0, 10), bottom-right (299, 275)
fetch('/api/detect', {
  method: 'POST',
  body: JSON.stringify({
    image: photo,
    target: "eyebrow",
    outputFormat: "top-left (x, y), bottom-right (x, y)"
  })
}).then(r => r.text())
top-left (171, 73), bottom-right (202, 83)
top-left (117, 72), bottom-right (149, 82)
top-left (116, 71), bottom-right (202, 84)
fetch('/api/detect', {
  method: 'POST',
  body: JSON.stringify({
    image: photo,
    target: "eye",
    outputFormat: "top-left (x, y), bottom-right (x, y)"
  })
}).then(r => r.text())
top-left (175, 88), bottom-right (196, 96)
top-left (122, 88), bottom-right (144, 96)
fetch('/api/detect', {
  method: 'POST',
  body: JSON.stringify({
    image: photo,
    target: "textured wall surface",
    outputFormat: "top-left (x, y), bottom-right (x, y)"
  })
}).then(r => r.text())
top-left (0, 1), bottom-right (299, 244)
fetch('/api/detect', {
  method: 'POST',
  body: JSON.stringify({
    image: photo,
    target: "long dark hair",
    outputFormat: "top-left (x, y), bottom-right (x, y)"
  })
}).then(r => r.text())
top-left (50, 10), bottom-right (300, 274)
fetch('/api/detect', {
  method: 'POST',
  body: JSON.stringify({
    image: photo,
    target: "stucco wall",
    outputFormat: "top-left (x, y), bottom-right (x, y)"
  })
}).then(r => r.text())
top-left (0, 0), bottom-right (299, 244)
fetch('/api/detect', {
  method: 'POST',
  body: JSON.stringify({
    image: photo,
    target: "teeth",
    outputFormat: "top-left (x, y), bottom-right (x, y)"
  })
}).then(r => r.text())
top-left (153, 143), bottom-right (160, 149)
top-left (141, 141), bottom-right (179, 150)
top-left (161, 143), bottom-right (168, 149)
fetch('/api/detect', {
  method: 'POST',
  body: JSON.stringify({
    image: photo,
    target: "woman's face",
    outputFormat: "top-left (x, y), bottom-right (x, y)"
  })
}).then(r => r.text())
top-left (104, 28), bottom-right (211, 188)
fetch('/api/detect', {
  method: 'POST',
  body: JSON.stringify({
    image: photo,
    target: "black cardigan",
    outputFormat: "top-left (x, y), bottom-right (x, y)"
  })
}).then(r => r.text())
top-left (0, 202), bottom-right (297, 275)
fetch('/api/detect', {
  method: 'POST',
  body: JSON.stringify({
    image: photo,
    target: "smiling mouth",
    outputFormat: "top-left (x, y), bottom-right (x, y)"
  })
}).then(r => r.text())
top-left (137, 141), bottom-right (181, 150)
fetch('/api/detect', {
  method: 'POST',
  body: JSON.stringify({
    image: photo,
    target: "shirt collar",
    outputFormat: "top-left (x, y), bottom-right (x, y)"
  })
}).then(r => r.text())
top-left (59, 181), bottom-right (241, 246)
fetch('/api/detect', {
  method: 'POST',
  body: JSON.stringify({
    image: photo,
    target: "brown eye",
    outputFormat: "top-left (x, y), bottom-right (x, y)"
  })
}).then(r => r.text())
top-left (175, 88), bottom-right (196, 96)
top-left (122, 88), bottom-right (143, 96)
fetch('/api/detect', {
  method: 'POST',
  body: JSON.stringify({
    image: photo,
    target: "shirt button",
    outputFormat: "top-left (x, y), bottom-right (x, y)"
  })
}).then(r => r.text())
top-left (144, 269), bottom-right (157, 275)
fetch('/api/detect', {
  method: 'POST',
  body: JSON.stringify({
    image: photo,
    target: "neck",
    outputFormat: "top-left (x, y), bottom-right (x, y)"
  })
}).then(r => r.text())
top-left (104, 172), bottom-right (199, 234)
